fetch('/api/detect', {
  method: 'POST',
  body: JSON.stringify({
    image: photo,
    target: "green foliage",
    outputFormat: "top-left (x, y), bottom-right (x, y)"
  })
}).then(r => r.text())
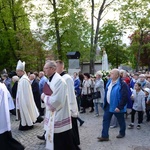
top-left (44, 0), bottom-right (91, 68)
top-left (129, 31), bottom-right (150, 69)
top-left (118, 0), bottom-right (150, 70)
top-left (0, 0), bottom-right (45, 72)
top-left (98, 20), bottom-right (129, 68)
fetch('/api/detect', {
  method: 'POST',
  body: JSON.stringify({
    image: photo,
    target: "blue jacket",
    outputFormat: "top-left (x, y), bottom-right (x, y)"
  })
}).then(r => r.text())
top-left (39, 76), bottom-right (48, 95)
top-left (104, 78), bottom-right (128, 113)
top-left (74, 78), bottom-right (81, 96)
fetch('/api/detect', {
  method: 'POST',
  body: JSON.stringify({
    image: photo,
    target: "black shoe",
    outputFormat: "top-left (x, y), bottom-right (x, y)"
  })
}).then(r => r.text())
top-left (36, 116), bottom-right (44, 123)
top-left (136, 125), bottom-right (141, 130)
top-left (80, 110), bottom-right (86, 113)
top-left (116, 134), bottom-right (125, 138)
top-left (37, 131), bottom-right (46, 141)
top-left (80, 111), bottom-right (85, 113)
top-left (97, 137), bottom-right (109, 142)
top-left (19, 122), bottom-right (33, 131)
top-left (80, 121), bottom-right (84, 126)
top-left (128, 124), bottom-right (134, 129)
top-left (89, 109), bottom-right (94, 113)
top-left (10, 109), bottom-right (16, 116)
top-left (37, 135), bottom-right (45, 141)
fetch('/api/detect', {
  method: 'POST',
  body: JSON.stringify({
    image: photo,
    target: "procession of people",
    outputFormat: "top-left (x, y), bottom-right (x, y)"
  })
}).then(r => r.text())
top-left (1, 58), bottom-right (150, 150)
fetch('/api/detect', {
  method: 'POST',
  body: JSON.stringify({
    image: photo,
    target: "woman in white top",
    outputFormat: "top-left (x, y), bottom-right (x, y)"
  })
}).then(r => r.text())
top-left (80, 73), bottom-right (94, 113)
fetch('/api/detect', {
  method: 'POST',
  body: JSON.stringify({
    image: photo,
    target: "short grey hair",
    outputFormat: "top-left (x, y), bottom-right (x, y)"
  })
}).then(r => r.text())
top-left (46, 60), bottom-right (57, 69)
top-left (30, 74), bottom-right (36, 79)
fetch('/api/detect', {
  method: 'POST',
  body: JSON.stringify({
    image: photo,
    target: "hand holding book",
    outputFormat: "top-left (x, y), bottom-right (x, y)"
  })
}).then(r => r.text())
top-left (43, 82), bottom-right (53, 96)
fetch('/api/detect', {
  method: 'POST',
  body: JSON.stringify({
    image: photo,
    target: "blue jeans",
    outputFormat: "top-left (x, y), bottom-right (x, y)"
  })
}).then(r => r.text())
top-left (94, 102), bottom-right (103, 114)
top-left (101, 104), bottom-right (126, 138)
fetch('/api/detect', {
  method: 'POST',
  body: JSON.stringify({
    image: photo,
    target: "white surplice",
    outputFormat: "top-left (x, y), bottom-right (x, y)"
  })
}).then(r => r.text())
top-left (16, 74), bottom-right (39, 126)
top-left (43, 73), bottom-right (72, 150)
top-left (0, 83), bottom-right (11, 134)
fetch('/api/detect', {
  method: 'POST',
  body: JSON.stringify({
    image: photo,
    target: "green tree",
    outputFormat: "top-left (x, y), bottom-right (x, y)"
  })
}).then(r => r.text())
top-left (89, 0), bottom-right (116, 74)
top-left (43, 0), bottom-right (91, 67)
top-left (98, 20), bottom-right (129, 68)
top-left (129, 30), bottom-right (150, 70)
top-left (0, 0), bottom-right (45, 71)
top-left (119, 0), bottom-right (150, 71)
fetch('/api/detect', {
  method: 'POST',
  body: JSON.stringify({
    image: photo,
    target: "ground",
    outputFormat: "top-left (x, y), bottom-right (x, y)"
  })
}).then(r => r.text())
top-left (11, 108), bottom-right (150, 150)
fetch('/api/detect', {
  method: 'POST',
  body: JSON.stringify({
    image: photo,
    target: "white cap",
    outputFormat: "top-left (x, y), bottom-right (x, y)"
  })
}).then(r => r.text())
top-left (144, 88), bottom-right (150, 94)
top-left (16, 60), bottom-right (25, 71)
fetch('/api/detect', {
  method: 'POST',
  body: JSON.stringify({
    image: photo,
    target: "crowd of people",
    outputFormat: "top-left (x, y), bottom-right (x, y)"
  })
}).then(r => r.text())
top-left (1, 59), bottom-right (150, 149)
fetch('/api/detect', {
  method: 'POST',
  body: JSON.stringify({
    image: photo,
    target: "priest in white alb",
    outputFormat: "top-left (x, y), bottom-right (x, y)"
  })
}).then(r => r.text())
top-left (0, 82), bottom-right (25, 150)
top-left (40, 60), bottom-right (77, 150)
top-left (16, 60), bottom-right (43, 131)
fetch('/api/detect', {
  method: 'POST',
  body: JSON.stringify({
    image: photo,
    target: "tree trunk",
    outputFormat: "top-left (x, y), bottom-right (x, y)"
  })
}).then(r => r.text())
top-left (90, 0), bottom-right (94, 74)
top-left (52, 0), bottom-right (62, 59)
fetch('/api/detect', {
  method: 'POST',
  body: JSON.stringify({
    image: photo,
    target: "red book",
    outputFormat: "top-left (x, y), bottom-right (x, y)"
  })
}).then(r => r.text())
top-left (43, 82), bottom-right (53, 96)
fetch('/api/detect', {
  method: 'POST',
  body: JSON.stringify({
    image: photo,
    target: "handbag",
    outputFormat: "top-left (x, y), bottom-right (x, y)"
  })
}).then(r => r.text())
top-left (87, 94), bottom-right (92, 102)
top-left (91, 91), bottom-right (101, 99)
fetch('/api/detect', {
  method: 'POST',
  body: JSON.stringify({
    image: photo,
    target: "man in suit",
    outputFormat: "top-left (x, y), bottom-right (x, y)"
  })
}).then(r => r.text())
top-left (29, 74), bottom-right (42, 115)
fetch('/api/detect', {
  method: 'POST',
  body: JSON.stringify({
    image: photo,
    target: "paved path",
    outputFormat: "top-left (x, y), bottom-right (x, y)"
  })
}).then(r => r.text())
top-left (11, 108), bottom-right (150, 150)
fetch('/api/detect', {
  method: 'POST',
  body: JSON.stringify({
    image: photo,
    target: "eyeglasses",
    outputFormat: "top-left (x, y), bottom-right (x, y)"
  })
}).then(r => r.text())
top-left (44, 67), bottom-right (53, 69)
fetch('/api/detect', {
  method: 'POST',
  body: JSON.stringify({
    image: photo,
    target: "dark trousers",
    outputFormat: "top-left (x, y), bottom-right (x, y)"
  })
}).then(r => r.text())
top-left (0, 131), bottom-right (24, 150)
top-left (76, 96), bottom-right (81, 111)
top-left (131, 109), bottom-right (143, 124)
top-left (146, 109), bottom-right (150, 121)
top-left (101, 104), bottom-right (126, 138)
top-left (72, 117), bottom-right (80, 145)
top-left (54, 129), bottom-right (80, 150)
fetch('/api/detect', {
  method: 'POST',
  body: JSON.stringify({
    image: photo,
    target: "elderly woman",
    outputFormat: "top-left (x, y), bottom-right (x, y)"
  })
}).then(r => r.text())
top-left (138, 74), bottom-right (150, 89)
top-left (93, 71), bottom-right (105, 117)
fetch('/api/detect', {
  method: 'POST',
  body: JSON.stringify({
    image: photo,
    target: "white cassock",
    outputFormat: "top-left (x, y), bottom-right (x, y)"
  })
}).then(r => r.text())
top-left (0, 83), bottom-right (11, 134)
top-left (16, 74), bottom-right (39, 126)
top-left (62, 74), bottom-right (78, 117)
top-left (0, 82), bottom-right (25, 150)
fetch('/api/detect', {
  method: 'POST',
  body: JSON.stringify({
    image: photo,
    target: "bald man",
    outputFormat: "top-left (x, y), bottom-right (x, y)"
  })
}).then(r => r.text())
top-left (98, 69), bottom-right (128, 141)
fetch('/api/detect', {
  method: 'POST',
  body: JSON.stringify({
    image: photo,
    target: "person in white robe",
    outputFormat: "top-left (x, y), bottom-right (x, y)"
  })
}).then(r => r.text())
top-left (16, 60), bottom-right (43, 131)
top-left (56, 60), bottom-right (81, 149)
top-left (39, 60), bottom-right (76, 150)
top-left (0, 82), bottom-right (24, 150)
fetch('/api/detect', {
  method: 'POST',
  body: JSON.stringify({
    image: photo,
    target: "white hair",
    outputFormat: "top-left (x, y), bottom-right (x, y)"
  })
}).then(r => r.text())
top-left (95, 71), bottom-right (103, 76)
top-left (12, 75), bottom-right (19, 82)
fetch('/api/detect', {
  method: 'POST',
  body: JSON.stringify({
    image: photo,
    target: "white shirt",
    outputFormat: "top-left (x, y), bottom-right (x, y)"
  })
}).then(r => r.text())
top-left (107, 80), bottom-right (117, 104)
